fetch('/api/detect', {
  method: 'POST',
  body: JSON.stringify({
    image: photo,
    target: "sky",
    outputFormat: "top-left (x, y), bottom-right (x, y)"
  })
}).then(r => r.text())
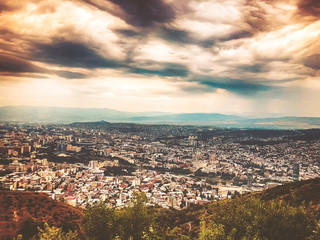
top-left (0, 0), bottom-right (320, 117)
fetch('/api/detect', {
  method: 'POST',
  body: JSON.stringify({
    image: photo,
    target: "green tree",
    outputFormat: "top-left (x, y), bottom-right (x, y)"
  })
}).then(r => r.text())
top-left (82, 193), bottom-right (160, 240)
top-left (31, 223), bottom-right (78, 240)
top-left (199, 220), bottom-right (235, 240)
top-left (82, 202), bottom-right (116, 240)
top-left (199, 196), bottom-right (320, 240)
top-left (117, 192), bottom-right (157, 240)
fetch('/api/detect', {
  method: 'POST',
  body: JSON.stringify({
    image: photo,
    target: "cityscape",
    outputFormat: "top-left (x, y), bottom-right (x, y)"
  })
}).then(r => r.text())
top-left (1, 0), bottom-right (320, 238)
top-left (1, 121), bottom-right (319, 209)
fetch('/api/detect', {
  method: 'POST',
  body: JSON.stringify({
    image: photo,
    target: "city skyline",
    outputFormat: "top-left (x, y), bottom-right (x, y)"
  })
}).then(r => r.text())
top-left (0, 0), bottom-right (320, 116)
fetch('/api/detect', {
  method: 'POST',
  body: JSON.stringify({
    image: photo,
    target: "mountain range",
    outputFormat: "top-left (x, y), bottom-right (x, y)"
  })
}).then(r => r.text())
top-left (0, 106), bottom-right (320, 129)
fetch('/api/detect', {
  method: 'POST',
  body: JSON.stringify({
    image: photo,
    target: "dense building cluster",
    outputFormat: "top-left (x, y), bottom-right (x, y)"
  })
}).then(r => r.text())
top-left (1, 122), bottom-right (319, 209)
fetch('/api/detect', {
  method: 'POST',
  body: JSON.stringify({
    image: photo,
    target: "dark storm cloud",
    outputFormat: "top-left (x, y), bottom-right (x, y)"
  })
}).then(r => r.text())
top-left (191, 75), bottom-right (272, 95)
top-left (28, 39), bottom-right (189, 78)
top-left (0, 54), bottom-right (46, 73)
top-left (297, 0), bottom-right (320, 17)
top-left (110, 0), bottom-right (175, 27)
top-left (129, 63), bottom-right (189, 77)
top-left (81, 0), bottom-right (175, 27)
top-left (303, 54), bottom-right (320, 70)
top-left (0, 53), bottom-right (89, 79)
top-left (31, 40), bottom-right (125, 69)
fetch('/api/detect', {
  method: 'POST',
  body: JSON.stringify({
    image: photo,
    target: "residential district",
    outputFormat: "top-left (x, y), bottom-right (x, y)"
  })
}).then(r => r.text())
top-left (0, 122), bottom-right (319, 209)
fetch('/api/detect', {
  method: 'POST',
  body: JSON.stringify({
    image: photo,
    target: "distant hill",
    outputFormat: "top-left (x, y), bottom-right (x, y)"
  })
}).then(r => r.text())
top-left (127, 113), bottom-right (245, 125)
top-left (1, 106), bottom-right (320, 129)
top-left (128, 114), bottom-right (320, 129)
top-left (0, 190), bottom-right (82, 239)
top-left (0, 106), bottom-right (134, 123)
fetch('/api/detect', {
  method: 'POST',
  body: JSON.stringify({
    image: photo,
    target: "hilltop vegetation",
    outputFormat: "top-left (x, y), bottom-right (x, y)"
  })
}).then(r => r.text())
top-left (0, 178), bottom-right (319, 239)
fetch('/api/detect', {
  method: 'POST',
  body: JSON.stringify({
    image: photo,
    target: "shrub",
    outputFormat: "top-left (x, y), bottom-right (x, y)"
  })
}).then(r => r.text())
top-left (199, 196), bottom-right (320, 240)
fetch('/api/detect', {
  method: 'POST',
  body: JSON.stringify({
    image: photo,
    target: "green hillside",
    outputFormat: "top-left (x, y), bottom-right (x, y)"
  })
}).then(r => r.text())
top-left (0, 178), bottom-right (319, 239)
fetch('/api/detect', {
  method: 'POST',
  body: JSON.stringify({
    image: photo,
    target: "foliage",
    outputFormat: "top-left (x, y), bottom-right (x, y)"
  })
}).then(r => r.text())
top-left (82, 201), bottom-right (116, 240)
top-left (116, 193), bottom-right (157, 240)
top-left (199, 220), bottom-right (235, 240)
top-left (199, 196), bottom-right (320, 240)
top-left (10, 179), bottom-right (320, 240)
top-left (82, 192), bottom-right (161, 240)
top-left (18, 218), bottom-right (40, 240)
top-left (31, 223), bottom-right (78, 240)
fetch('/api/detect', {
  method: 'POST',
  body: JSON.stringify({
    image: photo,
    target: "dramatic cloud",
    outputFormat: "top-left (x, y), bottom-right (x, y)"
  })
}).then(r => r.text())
top-left (114, 29), bottom-right (141, 38)
top-left (303, 54), bottom-right (320, 70)
top-left (0, 0), bottom-right (319, 116)
top-left (0, 54), bottom-right (46, 74)
top-left (81, 0), bottom-right (175, 27)
top-left (297, 0), bottom-right (320, 18)
top-left (31, 40), bottom-right (125, 69)
top-left (191, 75), bottom-right (273, 96)
top-left (157, 27), bottom-right (195, 45)
top-left (220, 31), bottom-right (253, 42)
top-left (239, 64), bottom-right (266, 73)
top-left (55, 70), bottom-right (88, 79)
top-left (129, 63), bottom-right (189, 77)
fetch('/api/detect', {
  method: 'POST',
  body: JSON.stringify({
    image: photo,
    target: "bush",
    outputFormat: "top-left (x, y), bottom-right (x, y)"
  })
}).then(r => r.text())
top-left (82, 192), bottom-right (160, 240)
top-left (31, 223), bottom-right (78, 240)
top-left (199, 196), bottom-right (320, 240)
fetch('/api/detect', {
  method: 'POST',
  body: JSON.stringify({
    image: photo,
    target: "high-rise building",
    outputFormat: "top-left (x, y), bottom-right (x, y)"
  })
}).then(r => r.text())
top-left (57, 142), bottom-right (67, 152)
top-left (293, 163), bottom-right (299, 182)
top-left (247, 169), bottom-right (253, 187)
top-left (89, 160), bottom-right (99, 169)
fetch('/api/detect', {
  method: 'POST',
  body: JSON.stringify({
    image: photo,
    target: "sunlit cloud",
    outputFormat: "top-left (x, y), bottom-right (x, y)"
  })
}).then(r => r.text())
top-left (0, 0), bottom-right (319, 116)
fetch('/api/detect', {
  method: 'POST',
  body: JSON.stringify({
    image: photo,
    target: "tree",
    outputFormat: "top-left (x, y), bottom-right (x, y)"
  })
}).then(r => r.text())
top-left (31, 223), bottom-right (78, 240)
top-left (117, 192), bottom-right (157, 240)
top-left (82, 192), bottom-right (160, 240)
top-left (82, 202), bottom-right (116, 240)
top-left (18, 218), bottom-right (39, 240)
top-left (199, 196), bottom-right (320, 240)
top-left (199, 220), bottom-right (235, 240)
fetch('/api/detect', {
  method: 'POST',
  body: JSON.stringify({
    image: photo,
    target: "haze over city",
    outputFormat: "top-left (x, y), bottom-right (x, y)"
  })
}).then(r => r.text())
top-left (0, 0), bottom-right (319, 116)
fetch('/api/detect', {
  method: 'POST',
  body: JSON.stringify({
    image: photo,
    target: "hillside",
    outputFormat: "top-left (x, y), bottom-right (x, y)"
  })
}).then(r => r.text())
top-left (0, 190), bottom-right (82, 239)
top-left (259, 177), bottom-right (320, 205)
top-left (0, 178), bottom-right (319, 239)
top-left (158, 178), bottom-right (320, 238)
